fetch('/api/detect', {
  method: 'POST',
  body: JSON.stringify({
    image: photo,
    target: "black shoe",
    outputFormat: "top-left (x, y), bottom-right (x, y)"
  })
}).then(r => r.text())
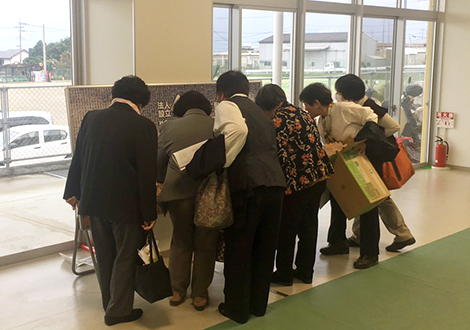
top-left (218, 303), bottom-right (249, 324)
top-left (271, 271), bottom-right (293, 286)
top-left (386, 238), bottom-right (416, 252)
top-left (250, 308), bottom-right (266, 317)
top-left (293, 269), bottom-right (312, 284)
top-left (347, 237), bottom-right (360, 247)
top-left (104, 309), bottom-right (143, 326)
top-left (353, 255), bottom-right (378, 269)
top-left (319, 241), bottom-right (349, 255)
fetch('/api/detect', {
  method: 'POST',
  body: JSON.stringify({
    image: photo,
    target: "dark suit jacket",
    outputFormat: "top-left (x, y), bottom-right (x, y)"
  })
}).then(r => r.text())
top-left (157, 108), bottom-right (214, 203)
top-left (63, 102), bottom-right (158, 223)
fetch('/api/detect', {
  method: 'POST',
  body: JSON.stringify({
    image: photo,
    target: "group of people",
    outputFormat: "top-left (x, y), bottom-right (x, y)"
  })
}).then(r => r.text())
top-left (63, 72), bottom-right (415, 326)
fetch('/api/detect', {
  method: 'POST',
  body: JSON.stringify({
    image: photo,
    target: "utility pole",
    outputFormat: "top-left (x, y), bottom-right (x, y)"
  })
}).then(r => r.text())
top-left (43, 24), bottom-right (47, 80)
top-left (19, 19), bottom-right (23, 63)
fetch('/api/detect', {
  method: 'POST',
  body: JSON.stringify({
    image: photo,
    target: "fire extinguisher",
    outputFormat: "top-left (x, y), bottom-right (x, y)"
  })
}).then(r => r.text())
top-left (434, 136), bottom-right (449, 167)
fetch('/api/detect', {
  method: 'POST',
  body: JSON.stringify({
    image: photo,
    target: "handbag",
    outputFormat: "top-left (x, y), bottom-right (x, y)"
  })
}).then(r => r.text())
top-left (134, 230), bottom-right (173, 303)
top-left (194, 170), bottom-right (234, 229)
top-left (382, 138), bottom-right (415, 190)
top-left (355, 121), bottom-right (400, 163)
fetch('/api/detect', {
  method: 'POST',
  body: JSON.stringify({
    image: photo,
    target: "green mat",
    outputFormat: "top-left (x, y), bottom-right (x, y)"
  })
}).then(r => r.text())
top-left (208, 228), bottom-right (470, 330)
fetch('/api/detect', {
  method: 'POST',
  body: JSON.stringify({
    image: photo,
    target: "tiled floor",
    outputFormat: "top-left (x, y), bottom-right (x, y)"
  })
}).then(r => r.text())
top-left (1, 168), bottom-right (469, 330)
top-left (0, 174), bottom-right (74, 257)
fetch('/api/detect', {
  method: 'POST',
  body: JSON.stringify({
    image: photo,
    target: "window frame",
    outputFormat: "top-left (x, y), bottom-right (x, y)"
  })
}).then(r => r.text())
top-left (213, 0), bottom-right (444, 166)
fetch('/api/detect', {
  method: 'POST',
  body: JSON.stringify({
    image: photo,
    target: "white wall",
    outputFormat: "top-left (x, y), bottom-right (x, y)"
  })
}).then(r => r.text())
top-left (84, 0), bottom-right (134, 85)
top-left (134, 0), bottom-right (212, 84)
top-left (9, 51), bottom-right (29, 64)
top-left (439, 0), bottom-right (470, 167)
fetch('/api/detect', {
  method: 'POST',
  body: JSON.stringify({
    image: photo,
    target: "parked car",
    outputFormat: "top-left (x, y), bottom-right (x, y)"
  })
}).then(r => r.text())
top-left (0, 124), bottom-right (71, 165)
top-left (323, 62), bottom-right (346, 73)
top-left (0, 111), bottom-right (54, 131)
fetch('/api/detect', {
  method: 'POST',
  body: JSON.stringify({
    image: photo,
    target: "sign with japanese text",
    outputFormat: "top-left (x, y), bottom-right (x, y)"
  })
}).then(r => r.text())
top-left (66, 82), bottom-right (262, 150)
top-left (436, 112), bottom-right (455, 128)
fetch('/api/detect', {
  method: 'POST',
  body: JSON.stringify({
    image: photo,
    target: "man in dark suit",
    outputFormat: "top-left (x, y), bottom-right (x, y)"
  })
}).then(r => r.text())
top-left (214, 71), bottom-right (286, 324)
top-left (63, 75), bottom-right (158, 326)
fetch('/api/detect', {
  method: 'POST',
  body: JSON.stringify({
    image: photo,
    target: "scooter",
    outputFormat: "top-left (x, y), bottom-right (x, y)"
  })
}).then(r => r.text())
top-left (400, 77), bottom-right (423, 163)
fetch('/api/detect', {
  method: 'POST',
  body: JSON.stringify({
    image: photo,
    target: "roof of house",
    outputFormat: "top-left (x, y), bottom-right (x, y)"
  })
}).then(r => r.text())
top-left (0, 49), bottom-right (28, 59)
top-left (259, 32), bottom-right (348, 44)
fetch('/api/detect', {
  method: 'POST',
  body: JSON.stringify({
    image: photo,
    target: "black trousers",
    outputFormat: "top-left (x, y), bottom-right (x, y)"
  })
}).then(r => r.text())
top-left (90, 216), bottom-right (146, 317)
top-left (327, 158), bottom-right (383, 257)
top-left (276, 181), bottom-right (326, 281)
top-left (223, 186), bottom-right (284, 323)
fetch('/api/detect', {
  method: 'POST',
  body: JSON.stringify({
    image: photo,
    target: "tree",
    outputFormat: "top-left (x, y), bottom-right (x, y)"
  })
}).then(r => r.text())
top-left (23, 37), bottom-right (72, 79)
top-left (47, 37), bottom-right (70, 62)
top-left (24, 38), bottom-right (71, 65)
top-left (23, 40), bottom-right (44, 66)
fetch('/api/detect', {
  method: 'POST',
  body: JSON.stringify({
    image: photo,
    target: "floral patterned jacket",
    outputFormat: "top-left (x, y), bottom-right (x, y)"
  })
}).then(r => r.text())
top-left (273, 103), bottom-right (334, 195)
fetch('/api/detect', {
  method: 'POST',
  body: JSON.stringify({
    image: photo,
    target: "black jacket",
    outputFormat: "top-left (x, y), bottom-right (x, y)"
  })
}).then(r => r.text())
top-left (363, 98), bottom-right (388, 120)
top-left (63, 102), bottom-right (158, 223)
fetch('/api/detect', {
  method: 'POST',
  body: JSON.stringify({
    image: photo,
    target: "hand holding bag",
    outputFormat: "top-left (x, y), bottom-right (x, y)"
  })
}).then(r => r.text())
top-left (194, 170), bottom-right (234, 229)
top-left (134, 230), bottom-right (173, 303)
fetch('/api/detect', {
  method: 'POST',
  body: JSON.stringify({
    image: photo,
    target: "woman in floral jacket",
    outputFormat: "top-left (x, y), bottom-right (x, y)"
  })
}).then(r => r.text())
top-left (255, 84), bottom-right (335, 286)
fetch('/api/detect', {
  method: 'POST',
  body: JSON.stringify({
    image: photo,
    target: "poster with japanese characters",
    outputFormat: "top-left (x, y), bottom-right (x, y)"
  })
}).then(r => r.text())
top-left (66, 82), bottom-right (262, 150)
top-left (436, 112), bottom-right (455, 128)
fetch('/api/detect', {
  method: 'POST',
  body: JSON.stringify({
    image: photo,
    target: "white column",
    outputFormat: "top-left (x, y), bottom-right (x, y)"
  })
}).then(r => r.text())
top-left (291, 0), bottom-right (305, 106)
top-left (272, 11), bottom-right (283, 86)
top-left (42, 24), bottom-right (47, 76)
top-left (230, 6), bottom-right (242, 71)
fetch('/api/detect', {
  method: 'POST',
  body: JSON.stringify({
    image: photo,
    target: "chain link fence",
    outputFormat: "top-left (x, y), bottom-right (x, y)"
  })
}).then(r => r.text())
top-left (0, 85), bottom-right (71, 171)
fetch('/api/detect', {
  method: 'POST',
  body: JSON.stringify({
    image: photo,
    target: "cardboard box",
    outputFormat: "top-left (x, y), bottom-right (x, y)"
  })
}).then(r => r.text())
top-left (327, 144), bottom-right (390, 219)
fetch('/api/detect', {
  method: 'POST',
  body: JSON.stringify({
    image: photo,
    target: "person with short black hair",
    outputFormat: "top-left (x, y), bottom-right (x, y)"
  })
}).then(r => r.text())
top-left (299, 83), bottom-right (334, 108)
top-left (214, 71), bottom-right (286, 324)
top-left (256, 84), bottom-right (334, 286)
top-left (254, 83), bottom-right (287, 115)
top-left (334, 74), bottom-right (416, 252)
top-left (111, 75), bottom-right (151, 107)
top-left (172, 90), bottom-right (213, 117)
top-left (64, 75), bottom-right (157, 326)
top-left (157, 90), bottom-right (218, 311)
top-left (215, 70), bottom-right (250, 100)
top-left (334, 73), bottom-right (367, 102)
top-left (334, 74), bottom-right (400, 136)
top-left (300, 82), bottom-right (383, 269)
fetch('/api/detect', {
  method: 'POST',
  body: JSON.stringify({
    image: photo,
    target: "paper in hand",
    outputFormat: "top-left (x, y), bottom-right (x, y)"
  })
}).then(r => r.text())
top-left (171, 140), bottom-right (208, 171)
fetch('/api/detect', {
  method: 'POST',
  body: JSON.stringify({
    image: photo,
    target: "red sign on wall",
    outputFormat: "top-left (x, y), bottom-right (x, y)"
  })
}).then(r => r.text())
top-left (436, 112), bottom-right (455, 128)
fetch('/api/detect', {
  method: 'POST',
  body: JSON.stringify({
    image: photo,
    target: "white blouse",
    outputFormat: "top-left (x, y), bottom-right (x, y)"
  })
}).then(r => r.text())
top-left (319, 101), bottom-right (378, 143)
top-left (213, 94), bottom-right (249, 167)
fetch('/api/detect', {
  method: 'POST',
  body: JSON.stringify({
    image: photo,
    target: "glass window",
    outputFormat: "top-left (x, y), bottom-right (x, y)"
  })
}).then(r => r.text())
top-left (307, 0), bottom-right (351, 3)
top-left (360, 18), bottom-right (395, 106)
top-left (0, 0), bottom-right (71, 83)
top-left (304, 13), bottom-right (351, 92)
top-left (400, 20), bottom-right (433, 163)
top-left (11, 131), bottom-right (39, 148)
top-left (402, 0), bottom-right (433, 10)
top-left (241, 9), bottom-right (294, 100)
top-left (213, 7), bottom-right (230, 80)
top-left (363, 0), bottom-right (398, 8)
top-left (44, 129), bottom-right (67, 142)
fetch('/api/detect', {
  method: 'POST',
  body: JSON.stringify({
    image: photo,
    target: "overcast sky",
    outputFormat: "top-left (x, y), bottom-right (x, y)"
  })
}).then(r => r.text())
top-left (0, 0), bottom-right (70, 51)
